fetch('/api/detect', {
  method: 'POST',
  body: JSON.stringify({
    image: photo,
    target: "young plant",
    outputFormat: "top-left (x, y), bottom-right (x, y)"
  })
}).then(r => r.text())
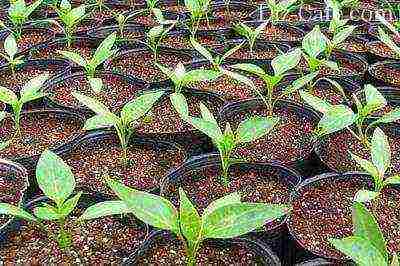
top-left (350, 127), bottom-right (400, 203)
top-left (190, 37), bottom-right (244, 71)
top-left (112, 12), bottom-right (137, 38)
top-left (301, 25), bottom-right (339, 72)
top-left (0, 73), bottom-right (48, 135)
top-left (59, 32), bottom-right (117, 93)
top-left (0, 150), bottom-right (83, 249)
top-left (229, 49), bottom-right (318, 114)
top-left (329, 202), bottom-right (398, 266)
top-left (0, 33), bottom-right (24, 74)
top-left (265, 0), bottom-right (297, 24)
top-left (52, 0), bottom-right (87, 47)
top-left (185, 102), bottom-right (278, 186)
top-left (184, 0), bottom-right (211, 35)
top-left (7, 0), bottom-right (43, 40)
top-left (72, 90), bottom-right (164, 165)
top-left (299, 84), bottom-right (400, 147)
top-left (146, 21), bottom-right (176, 61)
top-left (233, 21), bottom-right (269, 54)
top-left (80, 178), bottom-right (290, 266)
top-left (376, 14), bottom-right (400, 59)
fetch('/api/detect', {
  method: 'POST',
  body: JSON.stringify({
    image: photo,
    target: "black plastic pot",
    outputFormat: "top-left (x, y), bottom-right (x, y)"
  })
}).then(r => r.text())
top-left (44, 71), bottom-right (149, 116)
top-left (87, 24), bottom-right (147, 42)
top-left (61, 129), bottom-right (187, 198)
top-left (219, 98), bottom-right (322, 176)
top-left (368, 60), bottom-right (400, 87)
top-left (0, 159), bottom-right (29, 243)
top-left (210, 1), bottom-right (255, 22)
top-left (160, 153), bottom-right (301, 260)
top-left (367, 40), bottom-right (399, 63)
top-left (123, 230), bottom-right (281, 265)
top-left (136, 87), bottom-right (225, 157)
top-left (287, 172), bottom-right (373, 264)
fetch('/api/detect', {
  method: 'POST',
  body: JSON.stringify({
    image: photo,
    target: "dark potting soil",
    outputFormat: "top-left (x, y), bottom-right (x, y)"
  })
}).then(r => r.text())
top-left (371, 63), bottom-right (400, 86)
top-left (196, 19), bottom-right (231, 31)
top-left (162, 164), bottom-right (291, 231)
top-left (337, 37), bottom-right (368, 54)
top-left (369, 41), bottom-right (399, 60)
top-left (106, 50), bottom-right (193, 83)
top-left (0, 112), bottom-right (82, 159)
top-left (0, 209), bottom-right (147, 264)
top-left (161, 34), bottom-right (223, 50)
top-left (317, 129), bottom-right (400, 174)
top-left (47, 73), bottom-right (144, 113)
top-left (1, 29), bottom-right (54, 52)
top-left (226, 46), bottom-right (283, 60)
top-left (135, 233), bottom-right (266, 265)
top-left (136, 92), bottom-right (220, 134)
top-left (211, 8), bottom-right (252, 22)
top-left (29, 39), bottom-right (95, 61)
top-left (226, 106), bottom-right (315, 164)
top-left (298, 56), bottom-right (360, 77)
top-left (261, 25), bottom-right (303, 42)
top-left (288, 178), bottom-right (400, 259)
top-left (63, 134), bottom-right (186, 196)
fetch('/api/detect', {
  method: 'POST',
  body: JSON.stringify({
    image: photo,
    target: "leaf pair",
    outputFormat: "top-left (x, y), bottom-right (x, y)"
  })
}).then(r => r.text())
top-left (8, 0), bottom-right (43, 26)
top-left (266, 0), bottom-right (297, 23)
top-left (0, 34), bottom-right (24, 69)
top-left (233, 21), bottom-right (268, 51)
top-left (56, 0), bottom-right (86, 30)
top-left (329, 202), bottom-right (397, 266)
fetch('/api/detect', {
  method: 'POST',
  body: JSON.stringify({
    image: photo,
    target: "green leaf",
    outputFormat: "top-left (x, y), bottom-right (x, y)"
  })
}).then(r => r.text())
top-left (34, 205), bottom-right (61, 220)
top-left (318, 105), bottom-right (356, 136)
top-left (199, 102), bottom-right (218, 124)
top-left (333, 25), bottom-right (356, 46)
top-left (59, 51), bottom-right (87, 67)
top-left (79, 200), bottom-right (131, 220)
top-left (36, 150), bottom-right (75, 207)
top-left (0, 86), bottom-right (18, 105)
top-left (182, 69), bottom-right (221, 85)
top-left (188, 116), bottom-right (223, 142)
top-left (323, 60), bottom-right (339, 71)
top-left (106, 178), bottom-right (180, 234)
top-left (383, 175), bottom-right (400, 187)
top-left (271, 48), bottom-right (302, 76)
top-left (179, 188), bottom-right (201, 248)
top-left (299, 90), bottom-right (332, 113)
top-left (202, 202), bottom-right (288, 239)
top-left (221, 42), bottom-right (244, 62)
top-left (84, 113), bottom-right (119, 130)
top-left (147, 25), bottom-right (164, 39)
top-left (155, 63), bottom-right (178, 85)
top-left (20, 74), bottom-right (49, 103)
top-left (59, 192), bottom-right (82, 218)
top-left (203, 192), bottom-right (241, 217)
top-left (88, 77), bottom-right (103, 93)
top-left (352, 202), bottom-right (388, 261)
top-left (230, 63), bottom-right (266, 77)
top-left (364, 84), bottom-right (387, 114)
top-left (354, 190), bottom-right (380, 203)
top-left (372, 108), bottom-right (400, 126)
top-left (283, 72), bottom-right (319, 96)
top-left (0, 111), bottom-right (5, 122)
top-left (302, 25), bottom-right (327, 58)
top-left (170, 92), bottom-right (188, 118)
top-left (221, 69), bottom-right (257, 92)
top-left (4, 34), bottom-right (18, 59)
top-left (392, 254), bottom-right (399, 266)
top-left (371, 127), bottom-right (390, 178)
top-left (190, 37), bottom-right (214, 63)
top-left (121, 90), bottom-right (164, 125)
top-left (90, 32), bottom-right (117, 68)
top-left (26, 0), bottom-right (43, 18)
top-left (350, 152), bottom-right (380, 180)
top-left (237, 116), bottom-right (278, 143)
top-left (329, 236), bottom-right (387, 266)
top-left (72, 91), bottom-right (111, 114)
top-left (0, 203), bottom-right (36, 221)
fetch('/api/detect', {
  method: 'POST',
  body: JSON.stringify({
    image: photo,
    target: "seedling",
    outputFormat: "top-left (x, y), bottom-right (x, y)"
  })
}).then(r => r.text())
top-left (0, 73), bottom-right (48, 135)
top-left (229, 49), bottom-right (318, 114)
top-left (52, 0), bottom-right (87, 47)
top-left (299, 84), bottom-right (400, 147)
top-left (190, 37), bottom-right (244, 71)
top-left (80, 178), bottom-right (289, 266)
top-left (6, 0), bottom-right (43, 40)
top-left (59, 32), bottom-right (117, 93)
top-left (146, 21), bottom-right (176, 61)
top-left (349, 128), bottom-right (400, 203)
top-left (112, 12), bottom-right (137, 38)
top-left (185, 102), bottom-right (278, 187)
top-left (329, 202), bottom-right (398, 265)
top-left (376, 14), bottom-right (400, 59)
top-left (264, 0), bottom-right (297, 24)
top-left (0, 33), bottom-right (24, 74)
top-left (184, 0), bottom-right (211, 35)
top-left (155, 62), bottom-right (220, 118)
top-left (0, 150), bottom-right (83, 249)
top-left (233, 21), bottom-right (269, 54)
top-left (72, 90), bottom-right (164, 165)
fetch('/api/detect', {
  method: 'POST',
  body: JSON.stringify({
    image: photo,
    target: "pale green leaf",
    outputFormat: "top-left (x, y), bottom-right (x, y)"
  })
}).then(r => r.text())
top-left (59, 51), bottom-right (87, 67)
top-left (203, 192), bottom-right (241, 217)
top-left (190, 37), bottom-right (214, 63)
top-left (179, 188), bottom-right (201, 248)
top-left (170, 92), bottom-right (188, 118)
top-left (188, 116), bottom-right (223, 142)
top-left (79, 200), bottom-right (130, 220)
top-left (354, 190), bottom-right (380, 203)
top-left (302, 25), bottom-right (327, 58)
top-left (182, 69), bottom-right (221, 85)
top-left (34, 205), bottom-right (61, 220)
top-left (318, 105), bottom-right (356, 136)
top-left (0, 203), bottom-right (36, 221)
top-left (20, 74), bottom-right (49, 103)
top-left (271, 48), bottom-right (302, 76)
top-left (59, 192), bottom-right (82, 218)
top-left (84, 113), bottom-right (119, 130)
top-left (350, 152), bottom-right (380, 180)
top-left (230, 63), bottom-right (266, 77)
top-left (333, 26), bottom-right (356, 46)
top-left (4, 34), bottom-right (18, 59)
top-left (90, 32), bottom-right (117, 68)
top-left (371, 127), bottom-right (390, 178)
top-left (364, 84), bottom-right (387, 114)
top-left (0, 86), bottom-right (18, 105)
top-left (383, 175), bottom-right (400, 187)
top-left (372, 108), bottom-right (400, 126)
top-left (299, 90), bottom-right (332, 113)
top-left (237, 116), bottom-right (278, 143)
top-left (88, 77), bottom-right (103, 93)
top-left (283, 72), bottom-right (318, 96)
top-left (72, 91), bottom-right (111, 114)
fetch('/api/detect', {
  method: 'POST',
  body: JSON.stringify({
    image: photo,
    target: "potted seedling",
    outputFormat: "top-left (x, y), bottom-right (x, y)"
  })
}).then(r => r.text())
top-left (233, 21), bottom-right (270, 55)
top-left (184, 0), bottom-right (211, 35)
top-left (0, 73), bottom-right (48, 135)
top-left (329, 202), bottom-right (398, 265)
top-left (80, 178), bottom-right (289, 265)
top-left (59, 32), bottom-right (117, 93)
top-left (300, 84), bottom-right (400, 173)
top-left (0, 150), bottom-right (83, 249)
top-left (264, 0), bottom-right (297, 24)
top-left (72, 90), bottom-right (164, 165)
top-left (146, 21), bottom-right (176, 61)
top-left (0, 33), bottom-right (24, 74)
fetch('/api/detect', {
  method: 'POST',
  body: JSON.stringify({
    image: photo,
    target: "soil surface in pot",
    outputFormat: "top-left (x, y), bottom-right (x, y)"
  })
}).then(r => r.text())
top-left (135, 233), bottom-right (266, 265)
top-left (136, 91), bottom-right (221, 134)
top-left (161, 33), bottom-right (224, 51)
top-left (259, 24), bottom-right (303, 42)
top-left (211, 6), bottom-right (252, 21)
top-left (0, 164), bottom-right (27, 227)
top-left (0, 206), bottom-right (147, 264)
top-left (371, 63), bottom-right (400, 86)
top-left (224, 104), bottom-right (316, 164)
top-left (369, 41), bottom-right (398, 60)
top-left (288, 177), bottom-right (400, 259)
top-left (29, 39), bottom-right (96, 61)
top-left (47, 73), bottom-right (145, 113)
top-left (106, 50), bottom-right (193, 83)
top-left (317, 128), bottom-right (400, 174)
top-left (163, 163), bottom-right (292, 230)
top-left (225, 43), bottom-right (284, 61)
top-left (0, 112), bottom-right (82, 160)
top-left (63, 134), bottom-right (186, 196)
top-left (337, 37), bottom-right (368, 54)
top-left (1, 28), bottom-right (54, 52)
